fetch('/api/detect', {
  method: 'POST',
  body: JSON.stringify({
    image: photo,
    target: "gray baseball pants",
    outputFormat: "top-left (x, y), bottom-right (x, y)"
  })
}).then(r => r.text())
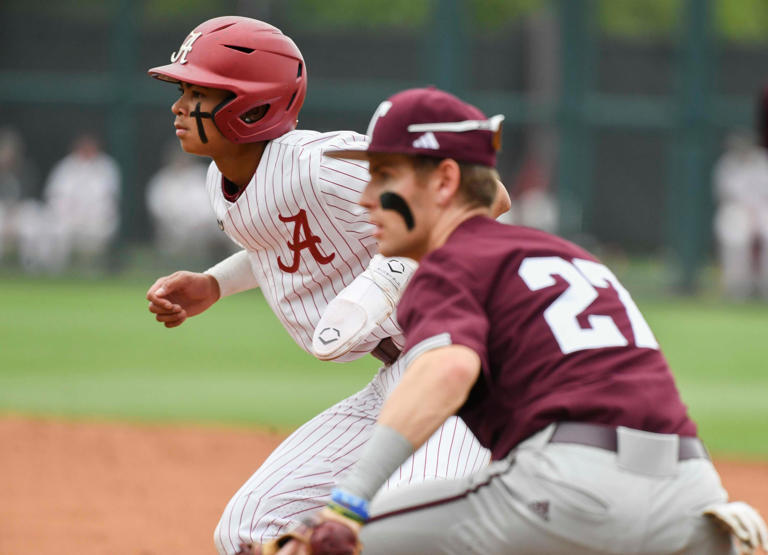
top-left (359, 423), bottom-right (734, 554)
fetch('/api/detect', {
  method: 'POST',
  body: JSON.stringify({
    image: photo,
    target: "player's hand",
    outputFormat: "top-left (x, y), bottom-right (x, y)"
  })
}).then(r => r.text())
top-left (704, 501), bottom-right (768, 555)
top-left (234, 511), bottom-right (360, 555)
top-left (235, 540), bottom-right (309, 555)
top-left (315, 505), bottom-right (363, 533)
top-left (146, 271), bottom-right (221, 328)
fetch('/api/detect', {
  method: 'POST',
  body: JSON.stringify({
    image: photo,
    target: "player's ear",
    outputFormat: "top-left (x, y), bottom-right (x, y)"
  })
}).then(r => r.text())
top-left (433, 158), bottom-right (461, 207)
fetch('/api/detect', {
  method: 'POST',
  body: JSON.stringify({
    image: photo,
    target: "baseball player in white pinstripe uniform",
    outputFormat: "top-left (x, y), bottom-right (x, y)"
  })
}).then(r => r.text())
top-left (145, 16), bottom-right (510, 555)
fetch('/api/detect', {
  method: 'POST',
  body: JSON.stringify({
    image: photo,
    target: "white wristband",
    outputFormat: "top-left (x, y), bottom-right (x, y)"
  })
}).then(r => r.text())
top-left (204, 250), bottom-right (258, 298)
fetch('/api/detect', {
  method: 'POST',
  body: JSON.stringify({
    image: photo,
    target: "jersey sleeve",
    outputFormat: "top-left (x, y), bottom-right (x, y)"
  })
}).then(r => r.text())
top-left (398, 259), bottom-right (490, 370)
top-left (313, 131), bottom-right (406, 355)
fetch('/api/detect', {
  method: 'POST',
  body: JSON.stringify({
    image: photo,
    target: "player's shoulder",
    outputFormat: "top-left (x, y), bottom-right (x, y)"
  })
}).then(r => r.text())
top-left (205, 159), bottom-right (220, 180)
top-left (270, 129), bottom-right (368, 152)
top-left (422, 217), bottom-right (598, 283)
top-left (96, 152), bottom-right (120, 169)
top-left (204, 159), bottom-right (222, 192)
top-left (49, 153), bottom-right (77, 175)
top-left (451, 217), bottom-right (593, 258)
top-left (272, 129), bottom-right (370, 190)
top-left (266, 130), bottom-right (368, 177)
top-left (505, 223), bottom-right (592, 259)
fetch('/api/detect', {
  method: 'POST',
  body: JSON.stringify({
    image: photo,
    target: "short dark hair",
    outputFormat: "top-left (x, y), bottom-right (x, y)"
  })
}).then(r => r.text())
top-left (411, 155), bottom-right (499, 208)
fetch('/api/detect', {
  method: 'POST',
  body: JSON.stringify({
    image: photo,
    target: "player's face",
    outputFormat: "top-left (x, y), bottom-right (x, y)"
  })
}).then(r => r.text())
top-left (361, 154), bottom-right (435, 260)
top-left (171, 82), bottom-right (232, 156)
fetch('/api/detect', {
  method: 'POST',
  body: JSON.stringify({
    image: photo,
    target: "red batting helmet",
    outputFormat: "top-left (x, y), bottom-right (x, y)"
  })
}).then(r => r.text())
top-left (148, 16), bottom-right (307, 143)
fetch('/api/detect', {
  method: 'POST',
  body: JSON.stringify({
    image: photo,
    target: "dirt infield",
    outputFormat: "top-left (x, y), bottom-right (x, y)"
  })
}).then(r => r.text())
top-left (1, 415), bottom-right (766, 555)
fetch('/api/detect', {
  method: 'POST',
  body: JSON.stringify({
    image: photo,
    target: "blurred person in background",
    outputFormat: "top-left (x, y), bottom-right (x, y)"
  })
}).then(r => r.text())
top-left (712, 131), bottom-right (768, 300)
top-left (15, 198), bottom-right (69, 274)
top-left (146, 141), bottom-right (234, 267)
top-left (38, 132), bottom-right (121, 272)
top-left (0, 127), bottom-right (38, 263)
top-left (498, 153), bottom-right (559, 233)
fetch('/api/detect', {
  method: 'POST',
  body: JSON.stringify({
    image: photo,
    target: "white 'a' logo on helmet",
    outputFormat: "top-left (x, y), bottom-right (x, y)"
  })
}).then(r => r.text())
top-left (170, 31), bottom-right (202, 65)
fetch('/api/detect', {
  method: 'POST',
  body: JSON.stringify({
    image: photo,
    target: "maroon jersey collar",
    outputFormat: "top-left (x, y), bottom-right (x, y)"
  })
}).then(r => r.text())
top-left (221, 175), bottom-right (247, 202)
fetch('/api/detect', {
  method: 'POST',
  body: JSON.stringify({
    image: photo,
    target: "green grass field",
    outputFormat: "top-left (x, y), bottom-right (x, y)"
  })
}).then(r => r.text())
top-left (0, 275), bottom-right (766, 458)
top-left (0, 276), bottom-right (374, 430)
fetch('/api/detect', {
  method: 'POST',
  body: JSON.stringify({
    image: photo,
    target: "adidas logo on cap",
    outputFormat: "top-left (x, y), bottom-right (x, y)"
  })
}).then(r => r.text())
top-left (412, 132), bottom-right (440, 150)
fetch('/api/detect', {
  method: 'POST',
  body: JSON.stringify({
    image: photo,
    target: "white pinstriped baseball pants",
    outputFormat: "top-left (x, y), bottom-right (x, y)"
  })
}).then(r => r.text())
top-left (213, 357), bottom-right (490, 555)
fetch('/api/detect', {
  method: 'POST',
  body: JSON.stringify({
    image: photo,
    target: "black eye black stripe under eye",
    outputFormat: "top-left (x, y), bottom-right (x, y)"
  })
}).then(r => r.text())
top-left (380, 192), bottom-right (415, 230)
top-left (190, 102), bottom-right (213, 143)
top-left (186, 94), bottom-right (235, 144)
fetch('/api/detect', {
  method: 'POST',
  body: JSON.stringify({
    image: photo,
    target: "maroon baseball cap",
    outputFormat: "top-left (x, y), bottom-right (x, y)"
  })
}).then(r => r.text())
top-left (326, 87), bottom-right (504, 167)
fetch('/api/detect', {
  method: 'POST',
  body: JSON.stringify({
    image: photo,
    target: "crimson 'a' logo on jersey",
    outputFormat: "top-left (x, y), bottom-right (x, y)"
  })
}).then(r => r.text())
top-left (277, 209), bottom-right (335, 273)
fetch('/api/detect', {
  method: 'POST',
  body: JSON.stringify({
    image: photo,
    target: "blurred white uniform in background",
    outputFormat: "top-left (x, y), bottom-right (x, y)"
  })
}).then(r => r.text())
top-left (15, 199), bottom-right (69, 273)
top-left (0, 127), bottom-right (39, 263)
top-left (35, 133), bottom-right (120, 271)
top-left (0, 129), bottom-right (24, 261)
top-left (713, 133), bottom-right (768, 299)
top-left (146, 144), bottom-right (232, 262)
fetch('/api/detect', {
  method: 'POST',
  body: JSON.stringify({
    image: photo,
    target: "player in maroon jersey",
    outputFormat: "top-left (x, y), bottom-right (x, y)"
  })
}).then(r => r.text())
top-left (286, 87), bottom-right (767, 554)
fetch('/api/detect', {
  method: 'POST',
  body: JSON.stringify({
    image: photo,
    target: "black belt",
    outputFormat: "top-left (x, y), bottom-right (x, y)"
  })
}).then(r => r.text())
top-left (549, 422), bottom-right (709, 461)
top-left (371, 337), bottom-right (401, 366)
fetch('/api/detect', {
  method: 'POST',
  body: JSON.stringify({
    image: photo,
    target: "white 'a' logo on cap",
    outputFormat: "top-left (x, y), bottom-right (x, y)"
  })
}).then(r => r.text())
top-left (412, 132), bottom-right (440, 150)
top-left (170, 31), bottom-right (202, 65)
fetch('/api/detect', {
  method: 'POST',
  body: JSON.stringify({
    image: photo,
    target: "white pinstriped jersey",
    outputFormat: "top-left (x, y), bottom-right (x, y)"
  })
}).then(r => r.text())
top-left (208, 129), bottom-right (492, 553)
top-left (206, 129), bottom-right (403, 358)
